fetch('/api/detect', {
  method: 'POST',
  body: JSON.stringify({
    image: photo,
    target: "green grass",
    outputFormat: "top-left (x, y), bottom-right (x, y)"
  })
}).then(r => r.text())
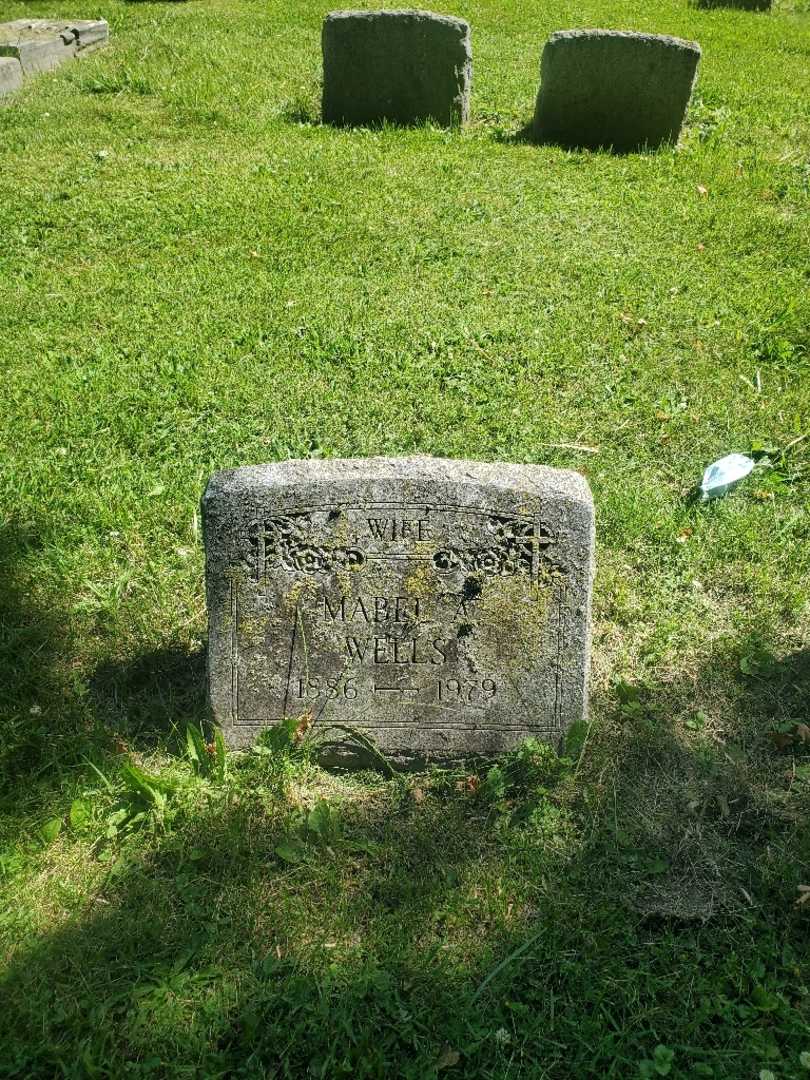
top-left (1, 0), bottom-right (809, 1075)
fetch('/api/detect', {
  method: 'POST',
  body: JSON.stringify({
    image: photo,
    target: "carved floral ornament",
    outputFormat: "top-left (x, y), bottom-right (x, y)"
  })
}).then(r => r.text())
top-left (242, 514), bottom-right (365, 576)
top-left (239, 512), bottom-right (562, 580)
top-left (433, 515), bottom-right (553, 575)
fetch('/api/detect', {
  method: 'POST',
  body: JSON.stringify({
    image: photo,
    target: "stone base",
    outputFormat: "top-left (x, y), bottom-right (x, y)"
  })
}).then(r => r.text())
top-left (0, 56), bottom-right (23, 97)
top-left (0, 19), bottom-right (108, 79)
top-left (532, 29), bottom-right (701, 152)
top-left (322, 10), bottom-right (472, 127)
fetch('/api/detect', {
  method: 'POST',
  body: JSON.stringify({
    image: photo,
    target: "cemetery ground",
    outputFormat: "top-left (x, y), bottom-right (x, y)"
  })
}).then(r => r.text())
top-left (0, 0), bottom-right (809, 1074)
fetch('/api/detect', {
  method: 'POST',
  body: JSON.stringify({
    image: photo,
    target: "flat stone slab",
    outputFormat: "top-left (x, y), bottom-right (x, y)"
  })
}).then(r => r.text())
top-left (0, 56), bottom-right (23, 96)
top-left (532, 29), bottom-right (701, 152)
top-left (0, 19), bottom-right (108, 78)
top-left (322, 9), bottom-right (472, 127)
top-left (203, 457), bottom-right (594, 769)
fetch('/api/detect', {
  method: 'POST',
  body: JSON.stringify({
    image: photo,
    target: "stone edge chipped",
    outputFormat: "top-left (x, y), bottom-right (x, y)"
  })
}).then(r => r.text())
top-left (324, 9), bottom-right (470, 31)
top-left (202, 456), bottom-right (593, 511)
top-left (547, 28), bottom-right (701, 57)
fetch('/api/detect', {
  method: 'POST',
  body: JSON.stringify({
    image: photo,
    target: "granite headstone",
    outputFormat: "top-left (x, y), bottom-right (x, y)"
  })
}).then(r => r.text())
top-left (203, 457), bottom-right (594, 768)
top-left (322, 10), bottom-right (472, 127)
top-left (532, 29), bottom-right (701, 152)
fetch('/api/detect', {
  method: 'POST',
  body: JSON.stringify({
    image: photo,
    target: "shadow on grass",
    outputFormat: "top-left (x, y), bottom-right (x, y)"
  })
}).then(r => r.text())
top-left (690, 0), bottom-right (771, 9)
top-left (280, 102), bottom-right (321, 126)
top-left (91, 645), bottom-right (206, 753)
top-left (285, 107), bottom-right (479, 134)
top-left (0, 521), bottom-right (85, 795)
top-left (492, 121), bottom-right (668, 156)
top-left (1, 626), bottom-right (809, 1076)
top-left (491, 122), bottom-right (535, 146)
top-left (0, 521), bottom-right (204, 815)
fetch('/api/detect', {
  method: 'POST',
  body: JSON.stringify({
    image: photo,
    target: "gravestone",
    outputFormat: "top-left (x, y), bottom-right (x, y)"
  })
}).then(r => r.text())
top-left (0, 19), bottom-right (108, 78)
top-left (203, 457), bottom-right (594, 768)
top-left (532, 30), bottom-right (701, 152)
top-left (0, 56), bottom-right (23, 96)
top-left (322, 10), bottom-right (472, 127)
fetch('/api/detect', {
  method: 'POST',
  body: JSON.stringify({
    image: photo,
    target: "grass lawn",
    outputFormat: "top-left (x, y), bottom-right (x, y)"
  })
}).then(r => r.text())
top-left (1, 0), bottom-right (809, 1074)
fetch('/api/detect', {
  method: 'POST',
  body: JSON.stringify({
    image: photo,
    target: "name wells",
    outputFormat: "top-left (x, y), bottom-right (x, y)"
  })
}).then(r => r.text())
top-left (321, 592), bottom-right (449, 666)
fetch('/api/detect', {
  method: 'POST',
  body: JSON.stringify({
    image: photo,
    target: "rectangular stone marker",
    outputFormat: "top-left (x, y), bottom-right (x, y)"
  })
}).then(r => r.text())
top-left (0, 20), bottom-right (108, 78)
top-left (203, 458), bottom-right (594, 768)
top-left (322, 10), bottom-right (472, 127)
top-left (532, 30), bottom-right (701, 152)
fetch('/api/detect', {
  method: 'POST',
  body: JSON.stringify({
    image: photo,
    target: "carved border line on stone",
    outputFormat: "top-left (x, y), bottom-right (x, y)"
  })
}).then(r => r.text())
top-left (225, 500), bottom-right (572, 734)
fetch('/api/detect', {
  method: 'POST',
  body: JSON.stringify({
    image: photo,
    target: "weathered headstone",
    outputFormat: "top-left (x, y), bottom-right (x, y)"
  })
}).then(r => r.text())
top-left (0, 19), bottom-right (108, 78)
top-left (322, 10), bottom-right (472, 127)
top-left (531, 30), bottom-right (701, 152)
top-left (0, 56), bottom-right (23, 97)
top-left (203, 457), bottom-right (594, 768)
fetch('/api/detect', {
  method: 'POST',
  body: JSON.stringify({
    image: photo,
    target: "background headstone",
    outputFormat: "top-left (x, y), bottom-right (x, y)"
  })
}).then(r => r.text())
top-left (531, 29), bottom-right (701, 152)
top-left (203, 457), bottom-right (594, 768)
top-left (322, 10), bottom-right (472, 127)
top-left (0, 19), bottom-right (109, 78)
top-left (0, 56), bottom-right (23, 96)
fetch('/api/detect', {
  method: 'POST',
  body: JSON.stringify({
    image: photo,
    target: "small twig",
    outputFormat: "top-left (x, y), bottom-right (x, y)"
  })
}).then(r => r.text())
top-left (782, 433), bottom-right (807, 455)
top-left (466, 337), bottom-right (497, 363)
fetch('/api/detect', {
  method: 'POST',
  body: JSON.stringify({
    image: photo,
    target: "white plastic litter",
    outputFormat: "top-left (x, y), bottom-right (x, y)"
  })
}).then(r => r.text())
top-left (700, 453), bottom-right (755, 500)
